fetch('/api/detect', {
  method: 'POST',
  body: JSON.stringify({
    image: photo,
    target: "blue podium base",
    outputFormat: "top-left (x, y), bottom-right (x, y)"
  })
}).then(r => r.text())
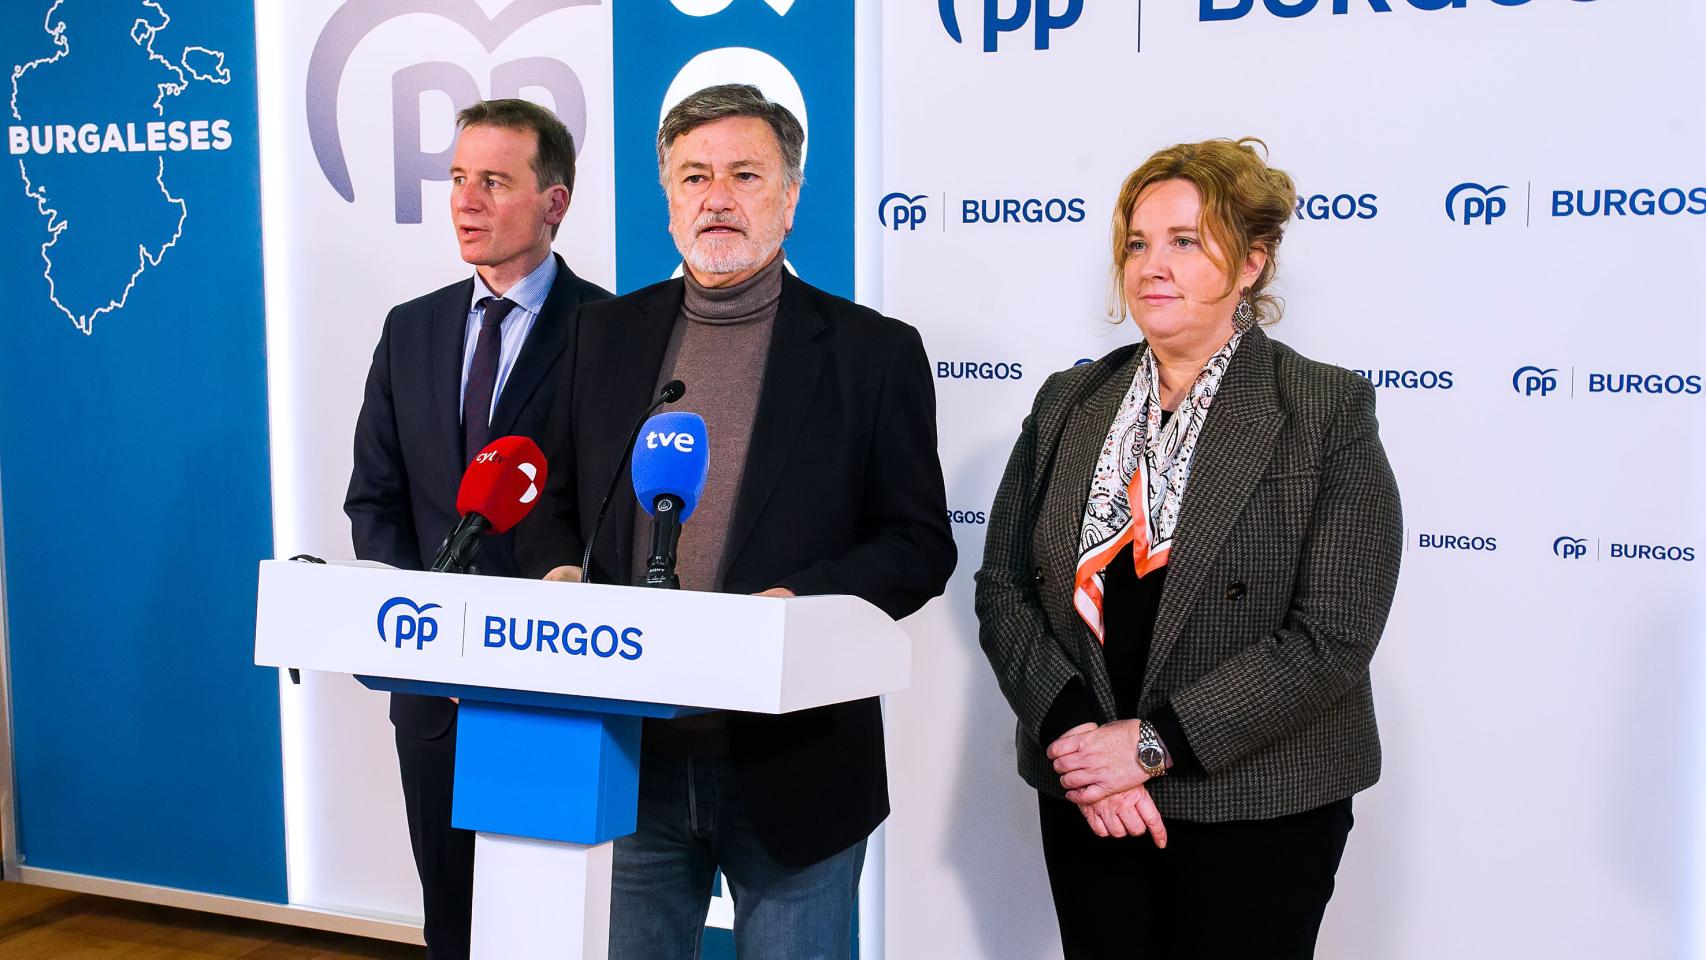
top-left (452, 701), bottom-right (642, 845)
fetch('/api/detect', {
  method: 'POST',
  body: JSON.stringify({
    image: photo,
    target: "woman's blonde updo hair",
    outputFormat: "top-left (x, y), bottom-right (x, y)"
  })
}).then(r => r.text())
top-left (1109, 138), bottom-right (1297, 326)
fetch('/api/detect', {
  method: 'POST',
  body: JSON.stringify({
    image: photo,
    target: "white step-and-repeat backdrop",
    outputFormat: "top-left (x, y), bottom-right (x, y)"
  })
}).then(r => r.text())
top-left (7, 1), bottom-right (1693, 957)
top-left (882, 2), bottom-right (1705, 958)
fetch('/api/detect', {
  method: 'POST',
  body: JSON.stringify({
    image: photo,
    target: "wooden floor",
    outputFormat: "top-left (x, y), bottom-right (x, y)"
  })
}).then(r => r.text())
top-left (0, 882), bottom-right (424, 959)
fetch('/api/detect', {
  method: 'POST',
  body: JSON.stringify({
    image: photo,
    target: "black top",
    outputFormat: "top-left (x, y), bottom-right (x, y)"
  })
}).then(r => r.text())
top-left (1101, 542), bottom-right (1167, 721)
top-left (1038, 411), bottom-right (1203, 776)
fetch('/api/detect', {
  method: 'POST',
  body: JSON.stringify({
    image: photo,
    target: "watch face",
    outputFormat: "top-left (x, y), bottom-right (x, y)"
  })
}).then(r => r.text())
top-left (1139, 745), bottom-right (1165, 769)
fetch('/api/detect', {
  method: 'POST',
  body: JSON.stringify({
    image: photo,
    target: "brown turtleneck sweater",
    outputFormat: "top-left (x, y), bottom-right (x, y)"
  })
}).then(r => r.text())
top-left (633, 252), bottom-right (784, 755)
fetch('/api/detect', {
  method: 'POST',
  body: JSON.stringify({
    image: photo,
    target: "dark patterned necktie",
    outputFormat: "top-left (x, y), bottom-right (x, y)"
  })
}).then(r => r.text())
top-left (463, 296), bottom-right (517, 463)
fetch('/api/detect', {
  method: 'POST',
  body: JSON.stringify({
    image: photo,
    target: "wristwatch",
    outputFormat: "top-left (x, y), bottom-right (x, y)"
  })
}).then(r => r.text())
top-left (1136, 720), bottom-right (1168, 778)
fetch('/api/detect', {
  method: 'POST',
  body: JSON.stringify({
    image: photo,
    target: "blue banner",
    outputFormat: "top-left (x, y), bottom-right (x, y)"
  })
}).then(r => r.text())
top-left (613, 0), bottom-right (855, 297)
top-left (1, 0), bottom-right (283, 901)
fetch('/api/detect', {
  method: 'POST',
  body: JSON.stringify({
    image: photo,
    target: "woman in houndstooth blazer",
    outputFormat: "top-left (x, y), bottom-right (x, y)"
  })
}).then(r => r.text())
top-left (975, 140), bottom-right (1403, 959)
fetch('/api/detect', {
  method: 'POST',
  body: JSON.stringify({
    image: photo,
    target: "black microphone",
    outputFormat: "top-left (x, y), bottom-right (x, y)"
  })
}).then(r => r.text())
top-left (579, 380), bottom-right (685, 583)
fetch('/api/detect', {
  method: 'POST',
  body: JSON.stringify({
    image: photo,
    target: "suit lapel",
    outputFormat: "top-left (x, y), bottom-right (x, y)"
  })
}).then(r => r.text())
top-left (488, 254), bottom-right (581, 440)
top-left (431, 278), bottom-right (476, 473)
top-left (1142, 328), bottom-right (1284, 696)
top-left (722, 274), bottom-right (828, 571)
top-left (597, 280), bottom-right (683, 582)
top-left (1043, 348), bottom-right (1142, 712)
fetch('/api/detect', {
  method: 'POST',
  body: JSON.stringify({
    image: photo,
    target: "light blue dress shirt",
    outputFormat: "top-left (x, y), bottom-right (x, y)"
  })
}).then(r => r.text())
top-left (459, 254), bottom-right (557, 425)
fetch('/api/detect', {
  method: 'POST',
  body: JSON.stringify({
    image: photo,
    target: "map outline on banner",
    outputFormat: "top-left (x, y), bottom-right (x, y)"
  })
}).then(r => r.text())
top-left (8, 0), bottom-right (230, 336)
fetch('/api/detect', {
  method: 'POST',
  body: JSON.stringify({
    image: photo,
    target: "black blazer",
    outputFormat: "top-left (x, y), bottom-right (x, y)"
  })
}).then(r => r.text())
top-left (345, 254), bottom-right (611, 739)
top-left (516, 272), bottom-right (957, 866)
top-left (976, 328), bottom-right (1403, 822)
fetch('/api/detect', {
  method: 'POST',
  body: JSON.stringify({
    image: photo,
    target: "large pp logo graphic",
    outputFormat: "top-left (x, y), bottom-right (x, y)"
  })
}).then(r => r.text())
top-left (940, 0), bottom-right (1083, 52)
top-left (1553, 536), bottom-right (1589, 560)
top-left (306, 0), bottom-right (597, 223)
top-left (1445, 182), bottom-right (1509, 226)
top-left (1511, 365), bottom-right (1558, 397)
top-left (377, 596), bottom-right (442, 649)
top-left (880, 192), bottom-right (928, 230)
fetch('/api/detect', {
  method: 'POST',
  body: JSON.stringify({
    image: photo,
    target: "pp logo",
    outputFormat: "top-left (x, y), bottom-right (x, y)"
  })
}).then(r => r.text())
top-left (1512, 365), bottom-right (1559, 397)
top-left (940, 0), bottom-right (1083, 52)
top-left (1553, 536), bottom-right (1589, 560)
top-left (377, 596), bottom-right (442, 650)
top-left (880, 192), bottom-right (929, 231)
top-left (1446, 182), bottom-right (1510, 226)
top-left (306, 0), bottom-right (595, 223)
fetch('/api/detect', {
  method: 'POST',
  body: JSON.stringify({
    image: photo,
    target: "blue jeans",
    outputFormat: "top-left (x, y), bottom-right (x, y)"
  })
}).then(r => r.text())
top-left (608, 753), bottom-right (866, 960)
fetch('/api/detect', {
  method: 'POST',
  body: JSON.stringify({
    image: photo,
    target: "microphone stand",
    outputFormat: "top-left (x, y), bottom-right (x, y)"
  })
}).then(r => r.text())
top-left (639, 494), bottom-right (684, 589)
top-left (431, 512), bottom-right (492, 574)
top-left (580, 381), bottom-right (685, 584)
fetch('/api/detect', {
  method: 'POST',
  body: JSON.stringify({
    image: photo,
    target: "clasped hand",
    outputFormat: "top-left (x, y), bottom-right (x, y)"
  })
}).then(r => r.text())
top-left (1047, 721), bottom-right (1167, 847)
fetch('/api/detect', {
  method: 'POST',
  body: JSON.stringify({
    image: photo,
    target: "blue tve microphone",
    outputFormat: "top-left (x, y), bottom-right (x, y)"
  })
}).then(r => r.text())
top-left (630, 411), bottom-right (709, 589)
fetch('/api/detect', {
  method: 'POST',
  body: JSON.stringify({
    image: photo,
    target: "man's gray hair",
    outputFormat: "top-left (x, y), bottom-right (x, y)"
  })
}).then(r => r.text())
top-left (656, 83), bottom-right (805, 188)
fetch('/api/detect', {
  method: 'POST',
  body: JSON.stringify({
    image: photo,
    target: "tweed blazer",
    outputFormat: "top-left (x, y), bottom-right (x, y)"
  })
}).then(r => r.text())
top-left (974, 327), bottom-right (1403, 822)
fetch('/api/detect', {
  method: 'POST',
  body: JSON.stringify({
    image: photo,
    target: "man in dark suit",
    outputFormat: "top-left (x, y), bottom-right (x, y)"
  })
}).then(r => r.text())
top-left (516, 84), bottom-right (956, 959)
top-left (344, 98), bottom-right (610, 960)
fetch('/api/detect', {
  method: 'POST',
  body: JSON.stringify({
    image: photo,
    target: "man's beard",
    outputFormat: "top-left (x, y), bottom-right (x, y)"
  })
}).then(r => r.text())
top-left (674, 212), bottom-right (786, 278)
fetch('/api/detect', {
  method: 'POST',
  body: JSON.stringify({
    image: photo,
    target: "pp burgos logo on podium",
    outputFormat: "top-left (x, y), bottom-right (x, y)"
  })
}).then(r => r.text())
top-left (378, 596), bottom-right (442, 650)
top-left (1552, 536), bottom-right (1589, 560)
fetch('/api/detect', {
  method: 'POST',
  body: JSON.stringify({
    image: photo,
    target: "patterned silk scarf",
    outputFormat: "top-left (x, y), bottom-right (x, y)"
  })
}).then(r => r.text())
top-left (1073, 332), bottom-right (1243, 643)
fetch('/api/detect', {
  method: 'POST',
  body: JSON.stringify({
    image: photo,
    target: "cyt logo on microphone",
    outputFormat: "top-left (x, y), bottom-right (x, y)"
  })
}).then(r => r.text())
top-left (458, 436), bottom-right (548, 531)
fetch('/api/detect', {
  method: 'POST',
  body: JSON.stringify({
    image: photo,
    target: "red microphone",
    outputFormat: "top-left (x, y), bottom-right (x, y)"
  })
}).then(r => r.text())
top-left (431, 436), bottom-right (549, 573)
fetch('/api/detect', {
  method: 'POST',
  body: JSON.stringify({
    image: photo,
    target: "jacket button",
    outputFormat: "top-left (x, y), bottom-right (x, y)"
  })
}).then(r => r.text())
top-left (1033, 567), bottom-right (1045, 587)
top-left (1225, 581), bottom-right (1247, 600)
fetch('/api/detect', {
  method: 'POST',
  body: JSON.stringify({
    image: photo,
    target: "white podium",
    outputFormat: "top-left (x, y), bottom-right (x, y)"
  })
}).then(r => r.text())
top-left (254, 560), bottom-right (912, 959)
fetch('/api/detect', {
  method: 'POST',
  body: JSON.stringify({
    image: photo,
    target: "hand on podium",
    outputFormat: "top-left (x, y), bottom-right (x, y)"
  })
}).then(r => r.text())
top-left (543, 565), bottom-right (584, 583)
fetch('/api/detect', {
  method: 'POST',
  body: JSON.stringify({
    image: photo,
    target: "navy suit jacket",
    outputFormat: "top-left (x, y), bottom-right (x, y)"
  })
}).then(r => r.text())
top-left (515, 273), bottom-right (958, 866)
top-left (346, 253), bottom-right (611, 738)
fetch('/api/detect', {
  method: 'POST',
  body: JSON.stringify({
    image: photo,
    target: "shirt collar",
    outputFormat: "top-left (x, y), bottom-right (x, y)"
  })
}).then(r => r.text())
top-left (470, 253), bottom-right (558, 316)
